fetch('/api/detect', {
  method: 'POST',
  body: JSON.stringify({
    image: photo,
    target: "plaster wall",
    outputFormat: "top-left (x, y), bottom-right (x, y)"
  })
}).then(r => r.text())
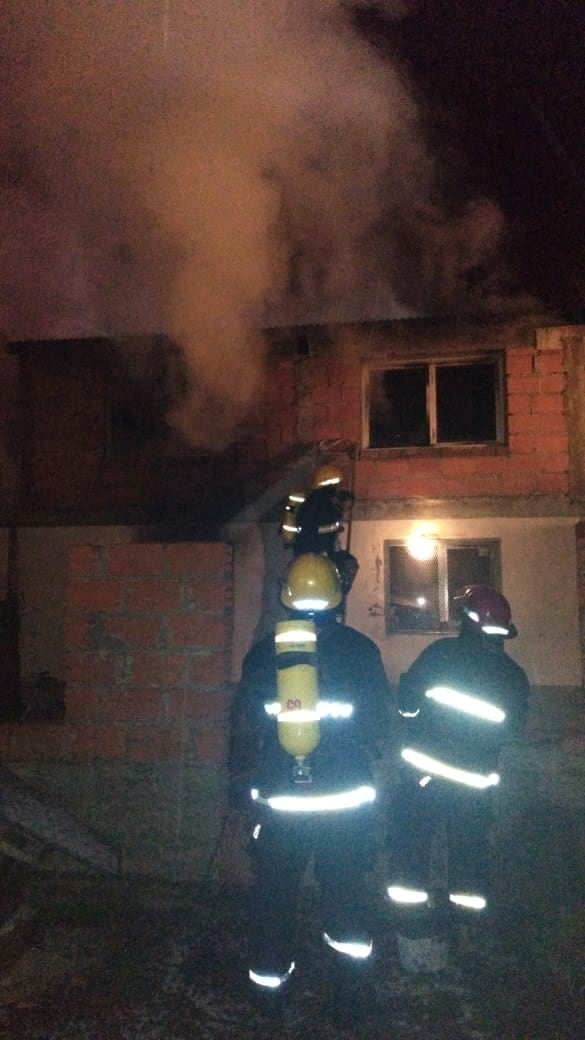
top-left (346, 516), bottom-right (581, 689)
top-left (230, 517), bottom-right (581, 689)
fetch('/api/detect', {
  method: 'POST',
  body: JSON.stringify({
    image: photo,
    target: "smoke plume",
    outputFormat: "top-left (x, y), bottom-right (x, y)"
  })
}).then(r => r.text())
top-left (0, 0), bottom-right (515, 447)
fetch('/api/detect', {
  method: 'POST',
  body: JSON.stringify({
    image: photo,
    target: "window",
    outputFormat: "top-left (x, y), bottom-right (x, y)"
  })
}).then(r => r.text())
top-left (385, 538), bottom-right (501, 633)
top-left (366, 356), bottom-right (504, 448)
top-left (107, 336), bottom-right (190, 457)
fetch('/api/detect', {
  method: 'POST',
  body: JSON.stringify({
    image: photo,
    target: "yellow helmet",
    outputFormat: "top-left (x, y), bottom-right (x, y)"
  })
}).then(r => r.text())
top-left (280, 553), bottom-right (343, 612)
top-left (311, 464), bottom-right (344, 489)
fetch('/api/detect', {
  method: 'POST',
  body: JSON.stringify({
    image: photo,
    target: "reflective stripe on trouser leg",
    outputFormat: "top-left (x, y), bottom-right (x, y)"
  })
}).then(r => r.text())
top-left (449, 892), bottom-right (487, 911)
top-left (315, 804), bottom-right (375, 961)
top-left (322, 932), bottom-right (373, 959)
top-left (387, 885), bottom-right (430, 905)
top-left (249, 962), bottom-right (295, 989)
top-left (247, 814), bottom-right (311, 989)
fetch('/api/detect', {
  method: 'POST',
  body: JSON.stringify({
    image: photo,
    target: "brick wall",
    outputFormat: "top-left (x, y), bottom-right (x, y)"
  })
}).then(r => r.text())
top-left (13, 322), bottom-right (577, 520)
top-left (236, 337), bottom-right (569, 501)
top-left (0, 542), bottom-right (233, 767)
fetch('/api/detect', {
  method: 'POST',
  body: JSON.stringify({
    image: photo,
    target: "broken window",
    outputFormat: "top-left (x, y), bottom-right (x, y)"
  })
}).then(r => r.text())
top-left (366, 357), bottom-right (504, 448)
top-left (385, 539), bottom-right (501, 633)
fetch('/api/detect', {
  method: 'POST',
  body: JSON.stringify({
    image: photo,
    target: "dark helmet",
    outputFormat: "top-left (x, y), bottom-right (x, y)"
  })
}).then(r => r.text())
top-left (455, 585), bottom-right (517, 638)
top-left (331, 549), bottom-right (360, 596)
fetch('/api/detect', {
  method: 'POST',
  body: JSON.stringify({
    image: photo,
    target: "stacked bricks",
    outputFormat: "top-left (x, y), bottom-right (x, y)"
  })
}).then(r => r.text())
top-left (0, 542), bottom-right (233, 765)
top-left (355, 346), bottom-right (568, 499)
top-left (234, 342), bottom-right (568, 502)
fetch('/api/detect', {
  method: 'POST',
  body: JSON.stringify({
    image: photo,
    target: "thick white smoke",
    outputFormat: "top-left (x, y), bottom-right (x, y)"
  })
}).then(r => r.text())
top-left (0, 1), bottom-right (512, 447)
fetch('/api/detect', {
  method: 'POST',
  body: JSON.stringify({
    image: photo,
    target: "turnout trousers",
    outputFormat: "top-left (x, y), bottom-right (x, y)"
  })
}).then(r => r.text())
top-left (248, 805), bottom-right (375, 984)
top-left (391, 770), bottom-right (493, 908)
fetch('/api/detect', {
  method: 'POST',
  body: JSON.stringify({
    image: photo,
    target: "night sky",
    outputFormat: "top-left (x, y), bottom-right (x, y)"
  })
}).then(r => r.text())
top-left (1, 1), bottom-right (583, 449)
top-left (357, 0), bottom-right (585, 316)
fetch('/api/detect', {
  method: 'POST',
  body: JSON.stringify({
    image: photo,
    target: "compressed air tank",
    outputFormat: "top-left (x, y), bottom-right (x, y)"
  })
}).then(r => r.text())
top-left (274, 619), bottom-right (321, 758)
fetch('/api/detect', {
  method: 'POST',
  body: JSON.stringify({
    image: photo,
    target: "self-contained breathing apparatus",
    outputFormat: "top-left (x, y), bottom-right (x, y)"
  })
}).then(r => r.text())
top-left (251, 553), bottom-right (376, 812)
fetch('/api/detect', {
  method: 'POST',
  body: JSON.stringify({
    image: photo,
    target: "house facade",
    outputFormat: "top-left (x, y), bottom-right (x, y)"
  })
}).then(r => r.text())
top-left (1, 313), bottom-right (584, 878)
top-left (230, 316), bottom-right (585, 741)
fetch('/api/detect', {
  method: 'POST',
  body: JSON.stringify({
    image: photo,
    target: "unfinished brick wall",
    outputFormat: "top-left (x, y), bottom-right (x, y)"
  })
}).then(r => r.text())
top-left (0, 542), bottom-right (233, 766)
top-left (236, 338), bottom-right (569, 501)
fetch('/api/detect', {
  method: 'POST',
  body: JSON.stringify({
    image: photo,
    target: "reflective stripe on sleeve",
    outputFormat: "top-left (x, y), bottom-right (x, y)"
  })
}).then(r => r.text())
top-left (401, 748), bottom-right (500, 789)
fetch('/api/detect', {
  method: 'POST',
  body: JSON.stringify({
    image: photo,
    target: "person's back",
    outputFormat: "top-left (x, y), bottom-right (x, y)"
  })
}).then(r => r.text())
top-left (230, 552), bottom-right (393, 1021)
top-left (232, 611), bottom-right (390, 800)
top-left (388, 586), bottom-right (530, 971)
top-left (398, 624), bottom-right (529, 775)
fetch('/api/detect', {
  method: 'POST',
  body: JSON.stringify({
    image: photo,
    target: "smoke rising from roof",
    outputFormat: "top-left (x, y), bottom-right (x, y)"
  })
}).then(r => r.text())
top-left (0, 1), bottom-right (518, 447)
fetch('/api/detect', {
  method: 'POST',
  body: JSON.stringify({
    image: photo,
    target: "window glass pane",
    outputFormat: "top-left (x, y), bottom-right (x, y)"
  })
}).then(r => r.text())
top-left (369, 367), bottom-right (429, 447)
top-left (386, 539), bottom-right (500, 633)
top-left (436, 363), bottom-right (497, 443)
top-left (447, 545), bottom-right (497, 621)
top-left (388, 545), bottom-right (439, 631)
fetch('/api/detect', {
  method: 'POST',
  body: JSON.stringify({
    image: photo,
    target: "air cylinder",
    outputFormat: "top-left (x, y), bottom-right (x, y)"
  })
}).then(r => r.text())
top-left (274, 619), bottom-right (320, 758)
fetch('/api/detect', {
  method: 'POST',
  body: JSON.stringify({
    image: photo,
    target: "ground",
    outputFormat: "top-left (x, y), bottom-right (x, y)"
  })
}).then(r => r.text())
top-left (0, 865), bottom-right (583, 1040)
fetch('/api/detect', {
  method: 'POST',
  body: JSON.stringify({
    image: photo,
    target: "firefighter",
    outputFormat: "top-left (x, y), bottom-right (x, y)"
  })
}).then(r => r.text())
top-left (387, 585), bottom-right (530, 971)
top-left (230, 552), bottom-right (393, 1018)
top-left (278, 490), bottom-right (306, 547)
top-left (292, 464), bottom-right (354, 559)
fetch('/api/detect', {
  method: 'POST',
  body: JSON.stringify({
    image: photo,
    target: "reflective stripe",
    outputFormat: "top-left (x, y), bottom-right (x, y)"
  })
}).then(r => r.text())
top-left (252, 824), bottom-right (261, 840)
top-left (418, 774), bottom-right (432, 787)
top-left (291, 597), bottom-right (329, 611)
top-left (387, 885), bottom-right (429, 905)
top-left (449, 893), bottom-right (487, 911)
top-left (282, 524), bottom-right (300, 534)
top-left (425, 686), bottom-right (505, 723)
top-left (251, 785), bottom-right (376, 813)
top-left (317, 521), bottom-right (342, 534)
top-left (274, 628), bottom-right (317, 644)
top-left (278, 709), bottom-right (320, 723)
top-left (264, 700), bottom-right (354, 719)
top-left (249, 962), bottom-right (295, 989)
top-left (399, 708), bottom-right (420, 718)
top-left (317, 700), bottom-right (354, 719)
top-left (322, 932), bottom-right (373, 959)
top-left (482, 625), bottom-right (509, 636)
top-left (401, 748), bottom-right (500, 789)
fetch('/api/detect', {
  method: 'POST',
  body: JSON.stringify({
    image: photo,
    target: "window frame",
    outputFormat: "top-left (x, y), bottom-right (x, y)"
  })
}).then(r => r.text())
top-left (363, 353), bottom-right (506, 450)
top-left (384, 537), bottom-right (502, 635)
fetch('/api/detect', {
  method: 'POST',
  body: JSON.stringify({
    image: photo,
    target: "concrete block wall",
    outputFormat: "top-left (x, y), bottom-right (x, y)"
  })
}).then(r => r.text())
top-left (0, 541), bottom-right (235, 880)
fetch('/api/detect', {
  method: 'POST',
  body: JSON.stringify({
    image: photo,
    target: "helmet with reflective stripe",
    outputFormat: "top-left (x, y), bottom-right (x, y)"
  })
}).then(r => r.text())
top-left (280, 552), bottom-right (343, 612)
top-left (311, 464), bottom-right (344, 489)
top-left (456, 585), bottom-right (517, 638)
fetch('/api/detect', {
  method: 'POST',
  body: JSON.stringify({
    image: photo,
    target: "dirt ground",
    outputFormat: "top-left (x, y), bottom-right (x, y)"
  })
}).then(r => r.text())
top-left (0, 865), bottom-right (583, 1040)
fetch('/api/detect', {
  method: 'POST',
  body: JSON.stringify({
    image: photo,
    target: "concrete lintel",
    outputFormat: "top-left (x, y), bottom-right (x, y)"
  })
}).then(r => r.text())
top-left (536, 325), bottom-right (585, 351)
top-left (352, 496), bottom-right (579, 521)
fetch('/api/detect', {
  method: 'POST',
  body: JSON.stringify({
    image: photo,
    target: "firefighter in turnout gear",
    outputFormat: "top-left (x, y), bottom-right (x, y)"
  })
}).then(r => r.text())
top-left (230, 552), bottom-right (392, 1013)
top-left (279, 462), bottom-right (354, 561)
top-left (387, 585), bottom-right (530, 971)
